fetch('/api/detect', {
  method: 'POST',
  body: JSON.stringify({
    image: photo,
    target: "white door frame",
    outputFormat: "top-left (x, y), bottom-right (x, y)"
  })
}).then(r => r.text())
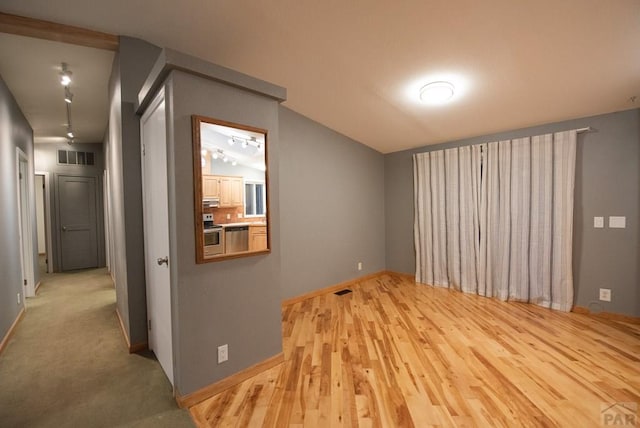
top-left (17, 148), bottom-right (35, 298)
top-left (35, 170), bottom-right (53, 274)
top-left (103, 169), bottom-right (111, 272)
top-left (140, 87), bottom-right (174, 384)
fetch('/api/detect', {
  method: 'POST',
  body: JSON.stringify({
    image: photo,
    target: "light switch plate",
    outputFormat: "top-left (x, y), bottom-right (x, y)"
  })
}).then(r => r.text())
top-left (609, 216), bottom-right (626, 229)
top-left (593, 217), bottom-right (604, 228)
top-left (217, 344), bottom-right (228, 363)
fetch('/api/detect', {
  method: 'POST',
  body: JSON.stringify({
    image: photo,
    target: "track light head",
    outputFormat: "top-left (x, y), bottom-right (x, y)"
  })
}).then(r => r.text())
top-left (64, 87), bottom-right (73, 103)
top-left (60, 63), bottom-right (72, 86)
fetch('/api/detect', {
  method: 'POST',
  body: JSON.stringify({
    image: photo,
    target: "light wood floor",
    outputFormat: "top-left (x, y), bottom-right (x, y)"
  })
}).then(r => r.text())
top-left (190, 273), bottom-right (640, 427)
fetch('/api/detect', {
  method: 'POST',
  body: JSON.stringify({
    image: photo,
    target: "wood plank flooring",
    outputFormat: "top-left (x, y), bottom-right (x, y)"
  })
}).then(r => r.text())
top-left (190, 273), bottom-right (640, 427)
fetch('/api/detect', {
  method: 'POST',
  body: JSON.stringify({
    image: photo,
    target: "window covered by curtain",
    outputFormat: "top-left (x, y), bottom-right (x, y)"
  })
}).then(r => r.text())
top-left (413, 131), bottom-right (577, 311)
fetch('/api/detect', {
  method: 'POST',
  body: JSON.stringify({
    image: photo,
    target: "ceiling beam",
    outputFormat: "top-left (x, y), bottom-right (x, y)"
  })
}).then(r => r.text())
top-left (0, 12), bottom-right (118, 51)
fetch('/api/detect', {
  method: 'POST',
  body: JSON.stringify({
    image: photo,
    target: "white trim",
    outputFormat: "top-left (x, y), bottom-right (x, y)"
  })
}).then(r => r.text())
top-left (103, 169), bottom-right (110, 271)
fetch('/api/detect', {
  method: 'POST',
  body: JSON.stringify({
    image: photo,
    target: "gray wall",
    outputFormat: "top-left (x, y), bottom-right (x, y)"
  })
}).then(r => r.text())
top-left (34, 142), bottom-right (106, 272)
top-left (280, 107), bottom-right (386, 299)
top-left (104, 37), bottom-right (161, 346)
top-left (0, 75), bottom-right (37, 341)
top-left (385, 108), bottom-right (640, 317)
top-left (167, 71), bottom-right (283, 395)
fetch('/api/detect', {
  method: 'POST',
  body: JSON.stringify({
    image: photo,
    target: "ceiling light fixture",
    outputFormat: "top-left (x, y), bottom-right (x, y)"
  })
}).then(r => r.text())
top-left (230, 135), bottom-right (262, 150)
top-left (210, 148), bottom-right (239, 166)
top-left (419, 81), bottom-right (455, 105)
top-left (64, 87), bottom-right (73, 104)
top-left (60, 62), bottom-right (72, 86)
top-left (60, 63), bottom-right (75, 143)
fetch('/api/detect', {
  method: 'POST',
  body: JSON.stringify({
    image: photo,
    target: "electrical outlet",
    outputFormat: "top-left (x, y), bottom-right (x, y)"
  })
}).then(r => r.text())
top-left (357, 262), bottom-right (362, 271)
top-left (217, 344), bottom-right (228, 364)
top-left (599, 288), bottom-right (611, 302)
top-left (17, 293), bottom-right (21, 305)
top-left (226, 214), bottom-right (231, 220)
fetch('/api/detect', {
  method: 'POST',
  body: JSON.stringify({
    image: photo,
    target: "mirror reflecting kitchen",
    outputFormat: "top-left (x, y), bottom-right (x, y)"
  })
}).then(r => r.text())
top-left (192, 116), bottom-right (269, 262)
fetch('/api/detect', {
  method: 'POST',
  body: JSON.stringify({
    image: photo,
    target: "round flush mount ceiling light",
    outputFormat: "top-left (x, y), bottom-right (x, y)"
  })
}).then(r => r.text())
top-left (419, 81), bottom-right (455, 105)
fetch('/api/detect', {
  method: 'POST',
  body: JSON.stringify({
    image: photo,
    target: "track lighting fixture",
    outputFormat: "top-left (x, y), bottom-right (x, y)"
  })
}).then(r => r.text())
top-left (228, 135), bottom-right (263, 150)
top-left (60, 63), bottom-right (75, 142)
top-left (209, 148), bottom-right (238, 166)
top-left (64, 87), bottom-right (73, 104)
top-left (60, 62), bottom-right (72, 86)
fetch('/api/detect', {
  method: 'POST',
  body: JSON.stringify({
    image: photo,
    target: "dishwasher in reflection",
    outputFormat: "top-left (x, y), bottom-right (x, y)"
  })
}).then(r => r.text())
top-left (225, 226), bottom-right (249, 253)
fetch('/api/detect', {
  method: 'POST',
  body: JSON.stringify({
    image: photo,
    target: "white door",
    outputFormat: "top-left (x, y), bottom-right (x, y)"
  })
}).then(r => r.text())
top-left (17, 149), bottom-right (34, 298)
top-left (140, 88), bottom-right (173, 384)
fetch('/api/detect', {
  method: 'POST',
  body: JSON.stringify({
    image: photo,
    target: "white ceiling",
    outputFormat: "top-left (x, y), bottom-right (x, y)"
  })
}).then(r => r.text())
top-left (1, 0), bottom-right (639, 153)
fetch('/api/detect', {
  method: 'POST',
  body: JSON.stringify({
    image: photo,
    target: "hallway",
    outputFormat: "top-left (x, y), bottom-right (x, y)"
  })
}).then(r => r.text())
top-left (0, 268), bottom-right (193, 427)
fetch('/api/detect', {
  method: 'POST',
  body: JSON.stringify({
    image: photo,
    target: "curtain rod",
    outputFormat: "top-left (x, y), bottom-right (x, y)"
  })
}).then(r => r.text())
top-left (576, 127), bottom-right (592, 133)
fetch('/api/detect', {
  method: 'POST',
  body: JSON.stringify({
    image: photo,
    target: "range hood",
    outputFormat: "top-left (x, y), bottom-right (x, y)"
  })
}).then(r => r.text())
top-left (203, 197), bottom-right (220, 208)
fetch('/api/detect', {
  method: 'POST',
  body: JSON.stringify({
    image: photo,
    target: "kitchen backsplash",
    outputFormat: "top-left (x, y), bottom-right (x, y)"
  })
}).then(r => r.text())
top-left (204, 206), bottom-right (266, 225)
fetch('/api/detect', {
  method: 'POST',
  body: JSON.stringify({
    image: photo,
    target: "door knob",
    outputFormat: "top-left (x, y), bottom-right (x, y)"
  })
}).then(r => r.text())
top-left (62, 226), bottom-right (67, 231)
top-left (156, 256), bottom-right (169, 266)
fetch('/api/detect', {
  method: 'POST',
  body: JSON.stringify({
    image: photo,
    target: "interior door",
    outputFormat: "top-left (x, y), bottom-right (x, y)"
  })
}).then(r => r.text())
top-left (17, 150), bottom-right (34, 298)
top-left (57, 175), bottom-right (98, 271)
top-left (141, 88), bottom-right (173, 384)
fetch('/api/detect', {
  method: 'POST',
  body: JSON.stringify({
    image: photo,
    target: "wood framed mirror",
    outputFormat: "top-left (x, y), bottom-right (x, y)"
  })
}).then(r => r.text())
top-left (192, 115), bottom-right (270, 263)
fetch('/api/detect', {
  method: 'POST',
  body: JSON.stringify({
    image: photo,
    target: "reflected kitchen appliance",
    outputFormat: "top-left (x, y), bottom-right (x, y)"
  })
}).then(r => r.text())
top-left (203, 197), bottom-right (219, 208)
top-left (225, 225), bottom-right (249, 253)
top-left (203, 213), bottom-right (223, 257)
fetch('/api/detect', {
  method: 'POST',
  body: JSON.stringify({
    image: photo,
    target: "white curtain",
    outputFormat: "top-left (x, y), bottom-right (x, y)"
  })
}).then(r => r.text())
top-left (413, 131), bottom-right (577, 311)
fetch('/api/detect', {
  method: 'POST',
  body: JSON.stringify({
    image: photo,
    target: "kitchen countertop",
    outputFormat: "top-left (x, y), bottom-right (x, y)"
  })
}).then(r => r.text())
top-left (220, 222), bottom-right (266, 228)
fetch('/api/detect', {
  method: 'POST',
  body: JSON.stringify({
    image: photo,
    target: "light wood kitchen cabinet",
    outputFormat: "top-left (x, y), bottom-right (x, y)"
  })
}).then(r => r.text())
top-left (249, 225), bottom-right (267, 251)
top-left (202, 175), bottom-right (243, 206)
top-left (219, 176), bottom-right (243, 207)
top-left (202, 174), bottom-right (220, 198)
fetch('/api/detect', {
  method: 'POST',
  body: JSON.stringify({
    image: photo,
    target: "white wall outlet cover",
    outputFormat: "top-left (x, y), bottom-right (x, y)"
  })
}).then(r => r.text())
top-left (226, 214), bottom-right (231, 220)
top-left (599, 288), bottom-right (612, 302)
top-left (593, 217), bottom-right (604, 228)
top-left (609, 216), bottom-right (626, 228)
top-left (217, 344), bottom-right (228, 363)
top-left (357, 262), bottom-right (362, 271)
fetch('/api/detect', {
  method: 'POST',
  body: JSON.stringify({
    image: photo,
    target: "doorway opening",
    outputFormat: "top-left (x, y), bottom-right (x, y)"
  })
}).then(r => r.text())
top-left (34, 172), bottom-right (53, 280)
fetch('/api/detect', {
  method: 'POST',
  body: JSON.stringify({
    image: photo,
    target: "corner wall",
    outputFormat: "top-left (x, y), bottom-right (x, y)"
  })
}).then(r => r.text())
top-left (279, 107), bottom-right (386, 299)
top-left (167, 71), bottom-right (283, 395)
top-left (385, 108), bottom-right (640, 317)
top-left (0, 75), bottom-right (37, 341)
top-left (104, 37), bottom-right (161, 346)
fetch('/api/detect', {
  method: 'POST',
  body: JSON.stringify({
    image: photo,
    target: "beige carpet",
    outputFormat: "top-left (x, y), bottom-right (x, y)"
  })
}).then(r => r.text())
top-left (0, 268), bottom-right (194, 428)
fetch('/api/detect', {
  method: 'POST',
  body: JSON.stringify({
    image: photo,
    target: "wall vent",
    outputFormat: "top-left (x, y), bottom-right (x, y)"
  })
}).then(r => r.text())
top-left (57, 150), bottom-right (95, 166)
